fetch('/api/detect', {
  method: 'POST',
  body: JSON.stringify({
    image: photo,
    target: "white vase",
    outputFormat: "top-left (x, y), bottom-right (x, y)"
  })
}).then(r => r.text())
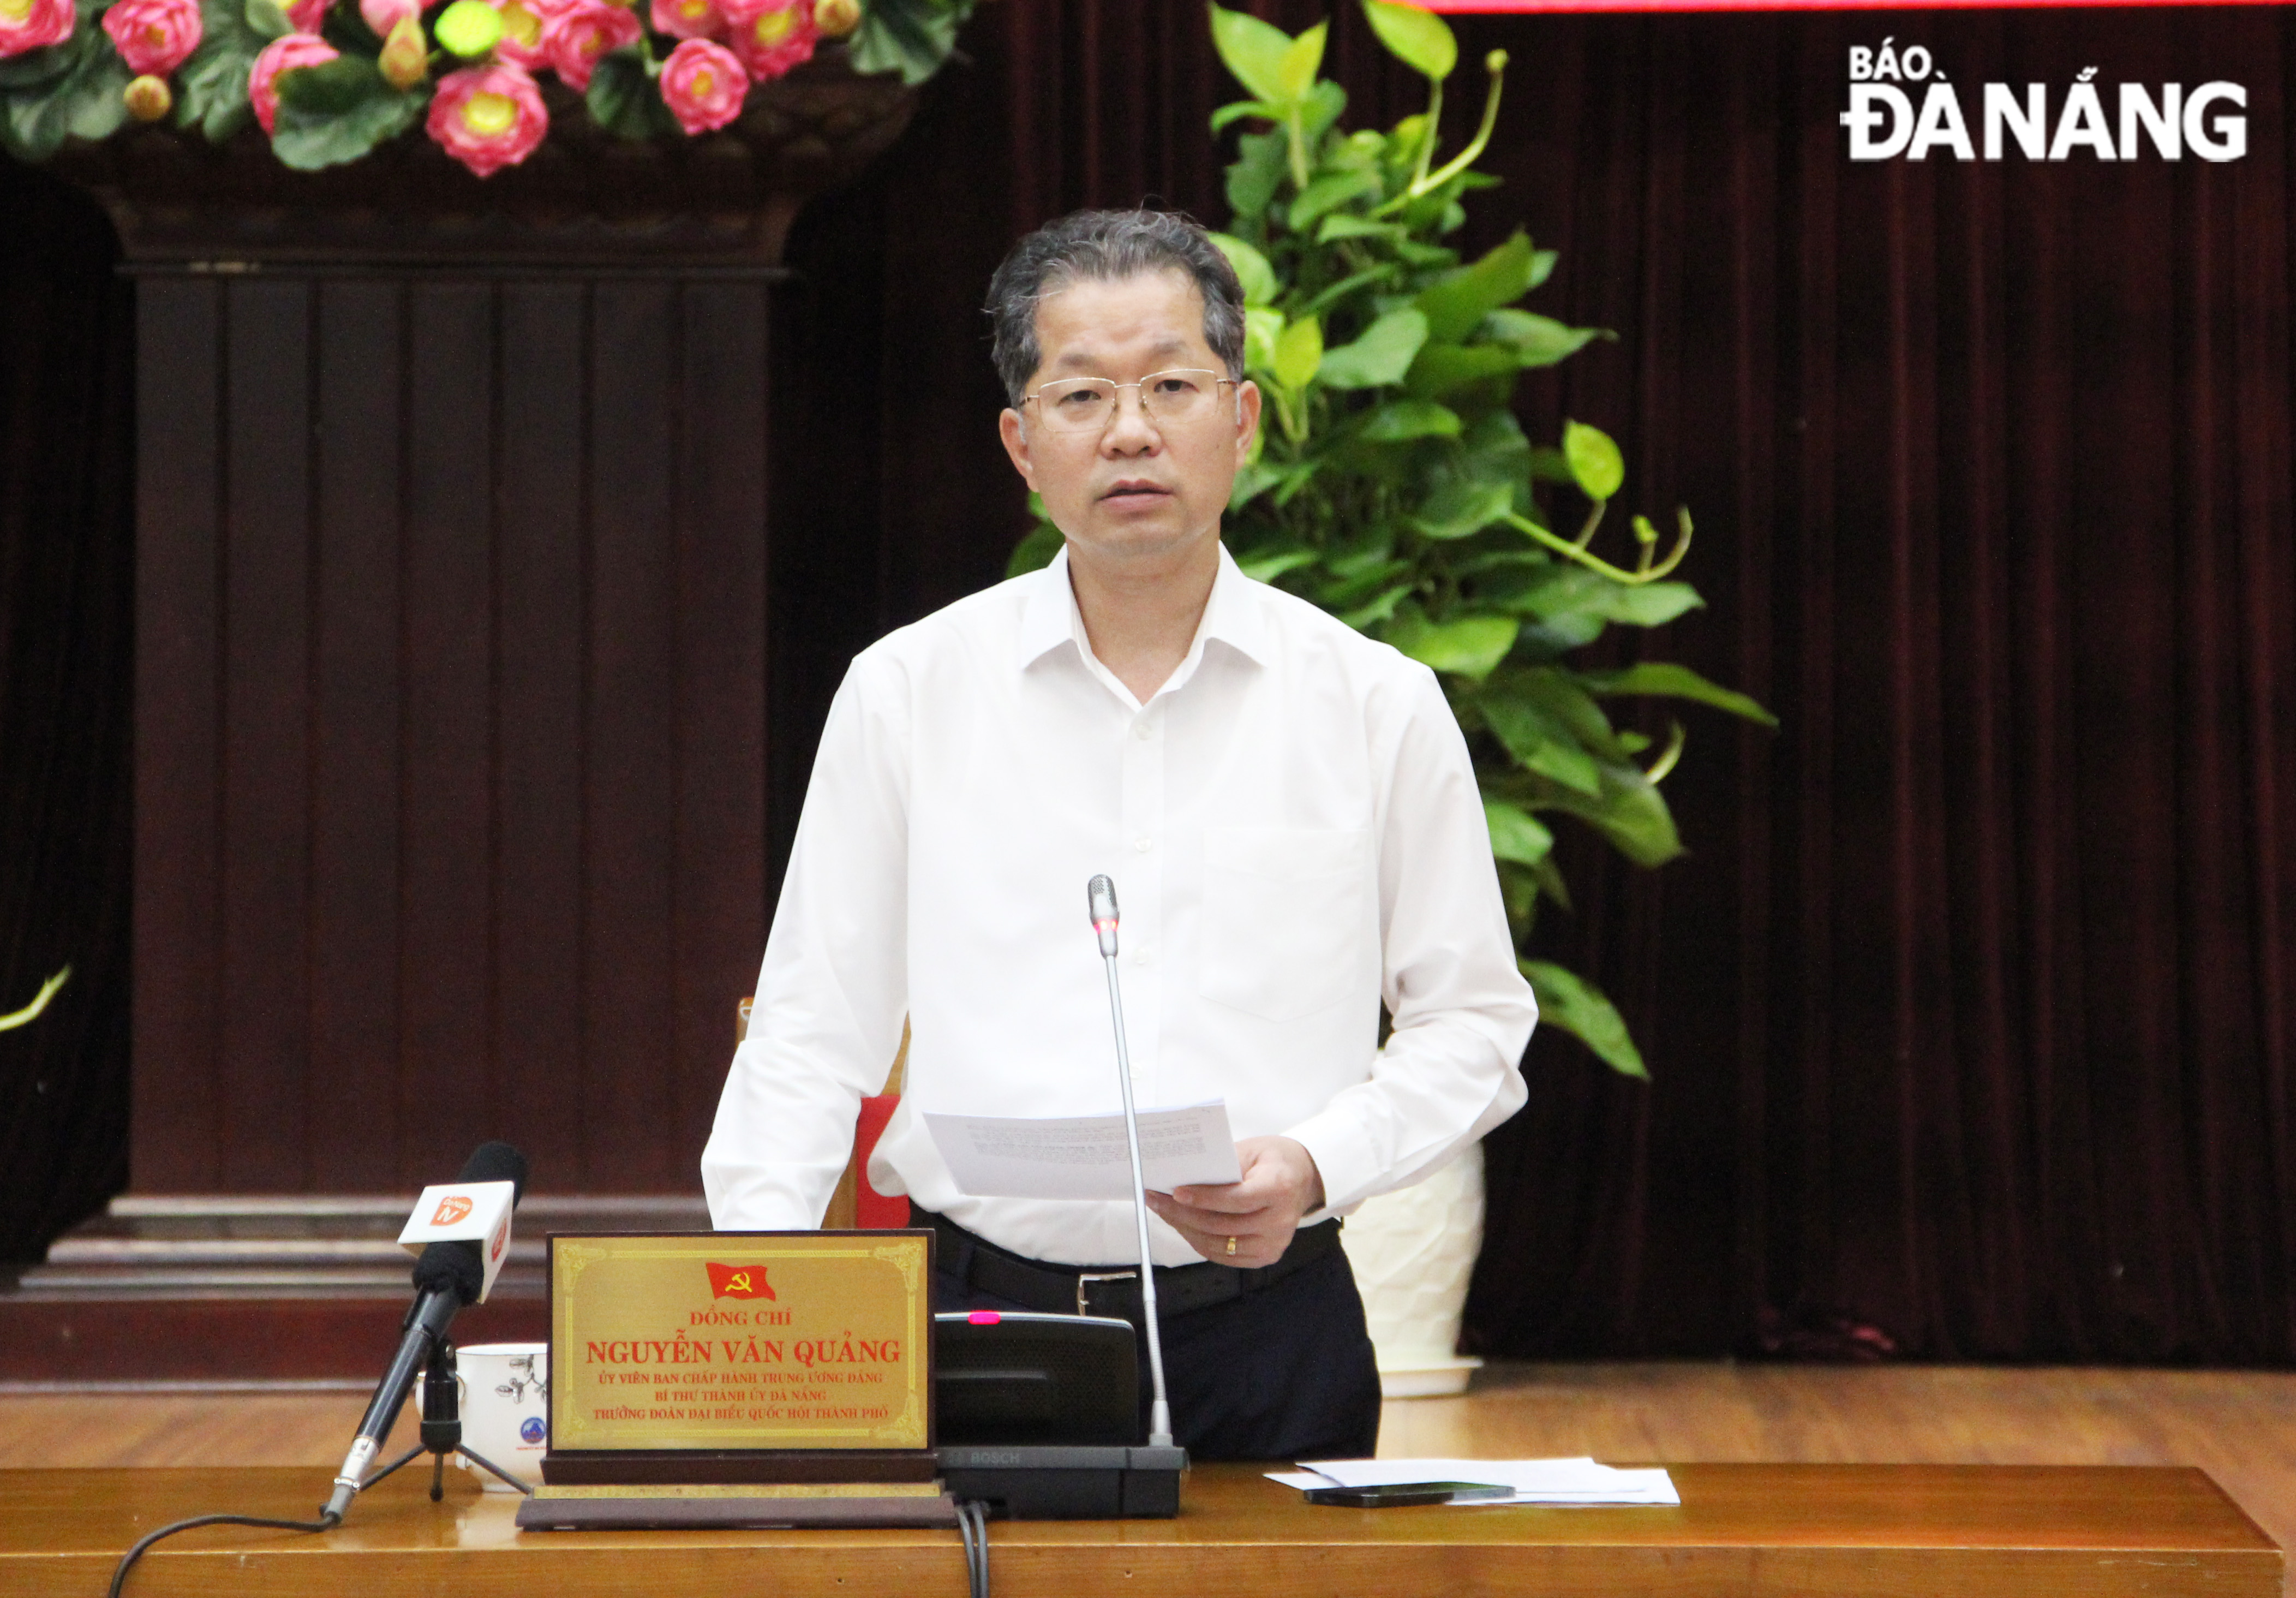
top-left (1340, 1142), bottom-right (1486, 1398)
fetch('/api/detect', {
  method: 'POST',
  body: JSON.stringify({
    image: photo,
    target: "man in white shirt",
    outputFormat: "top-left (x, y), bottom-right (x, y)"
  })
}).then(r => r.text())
top-left (703, 209), bottom-right (1536, 1460)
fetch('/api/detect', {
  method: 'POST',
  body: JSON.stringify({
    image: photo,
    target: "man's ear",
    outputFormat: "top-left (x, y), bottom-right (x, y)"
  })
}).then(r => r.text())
top-left (998, 407), bottom-right (1037, 491)
top-left (1231, 379), bottom-right (1263, 462)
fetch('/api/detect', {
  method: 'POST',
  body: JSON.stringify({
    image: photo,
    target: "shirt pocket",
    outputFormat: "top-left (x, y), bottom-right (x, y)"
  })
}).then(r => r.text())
top-left (1199, 826), bottom-right (1372, 1022)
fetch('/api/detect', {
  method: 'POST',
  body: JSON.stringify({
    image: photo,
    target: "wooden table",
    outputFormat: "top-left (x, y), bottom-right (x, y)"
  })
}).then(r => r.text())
top-left (1, 1461), bottom-right (2277, 1597)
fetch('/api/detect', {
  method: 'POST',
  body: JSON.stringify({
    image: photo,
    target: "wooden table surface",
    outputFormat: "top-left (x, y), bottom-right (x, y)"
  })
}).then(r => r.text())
top-left (2, 1460), bottom-right (2278, 1597)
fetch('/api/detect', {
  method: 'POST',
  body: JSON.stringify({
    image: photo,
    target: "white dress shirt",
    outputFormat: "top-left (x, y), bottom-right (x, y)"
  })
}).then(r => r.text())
top-left (701, 544), bottom-right (1536, 1268)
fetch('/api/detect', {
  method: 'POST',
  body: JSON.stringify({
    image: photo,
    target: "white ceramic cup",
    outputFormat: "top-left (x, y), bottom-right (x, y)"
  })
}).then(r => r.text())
top-left (443, 1341), bottom-right (550, 1490)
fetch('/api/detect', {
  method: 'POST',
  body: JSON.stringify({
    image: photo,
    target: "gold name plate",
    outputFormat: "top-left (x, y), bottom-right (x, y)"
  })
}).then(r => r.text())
top-left (543, 1230), bottom-right (936, 1485)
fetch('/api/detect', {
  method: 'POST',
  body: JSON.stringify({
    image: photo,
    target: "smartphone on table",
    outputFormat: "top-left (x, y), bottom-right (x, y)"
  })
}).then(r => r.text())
top-left (1302, 1481), bottom-right (1514, 1507)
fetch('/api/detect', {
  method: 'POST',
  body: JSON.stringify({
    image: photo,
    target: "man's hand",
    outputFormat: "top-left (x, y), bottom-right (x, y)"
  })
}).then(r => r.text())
top-left (1145, 1135), bottom-right (1325, 1268)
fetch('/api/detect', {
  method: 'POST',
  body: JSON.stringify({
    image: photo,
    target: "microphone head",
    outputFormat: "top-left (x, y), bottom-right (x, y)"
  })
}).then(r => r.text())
top-left (454, 1141), bottom-right (529, 1206)
top-left (411, 1238), bottom-right (486, 1304)
top-left (1087, 875), bottom-right (1119, 957)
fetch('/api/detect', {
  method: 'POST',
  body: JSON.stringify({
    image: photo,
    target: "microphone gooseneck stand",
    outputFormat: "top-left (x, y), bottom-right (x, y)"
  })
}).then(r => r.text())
top-left (1087, 873), bottom-right (1174, 1447)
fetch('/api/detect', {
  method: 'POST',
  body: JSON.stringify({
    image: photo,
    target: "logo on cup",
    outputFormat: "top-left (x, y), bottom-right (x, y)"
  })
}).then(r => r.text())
top-left (705, 1262), bottom-right (777, 1300)
top-left (430, 1194), bottom-right (473, 1226)
top-left (519, 1416), bottom-right (547, 1445)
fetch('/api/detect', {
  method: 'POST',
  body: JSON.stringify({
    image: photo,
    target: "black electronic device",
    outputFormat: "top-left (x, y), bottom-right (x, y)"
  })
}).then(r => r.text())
top-left (931, 1310), bottom-right (1183, 1518)
top-left (1303, 1481), bottom-right (1515, 1508)
top-left (933, 1311), bottom-right (1137, 1447)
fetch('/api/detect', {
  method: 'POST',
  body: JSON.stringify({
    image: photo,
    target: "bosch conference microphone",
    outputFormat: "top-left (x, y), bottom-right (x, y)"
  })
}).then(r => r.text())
top-left (322, 1141), bottom-right (529, 1523)
top-left (1087, 874), bottom-right (1174, 1448)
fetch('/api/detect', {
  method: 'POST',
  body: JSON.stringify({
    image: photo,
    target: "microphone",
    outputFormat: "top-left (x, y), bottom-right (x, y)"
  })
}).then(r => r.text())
top-left (322, 1141), bottom-right (529, 1523)
top-left (1085, 875), bottom-right (1174, 1448)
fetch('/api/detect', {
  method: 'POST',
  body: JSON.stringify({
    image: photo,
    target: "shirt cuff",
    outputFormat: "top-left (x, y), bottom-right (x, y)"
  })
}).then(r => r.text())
top-left (1281, 1105), bottom-right (1382, 1217)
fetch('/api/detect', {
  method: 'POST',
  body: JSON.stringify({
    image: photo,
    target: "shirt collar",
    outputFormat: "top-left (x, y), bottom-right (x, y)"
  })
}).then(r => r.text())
top-left (1014, 542), bottom-right (1272, 673)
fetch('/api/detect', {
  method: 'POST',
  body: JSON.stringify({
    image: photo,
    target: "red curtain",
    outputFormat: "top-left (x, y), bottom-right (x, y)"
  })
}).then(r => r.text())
top-left (781, 1), bottom-right (2296, 1360)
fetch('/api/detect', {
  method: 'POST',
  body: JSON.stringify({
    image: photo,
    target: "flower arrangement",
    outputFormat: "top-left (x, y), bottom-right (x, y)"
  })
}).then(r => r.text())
top-left (0, 0), bottom-right (973, 174)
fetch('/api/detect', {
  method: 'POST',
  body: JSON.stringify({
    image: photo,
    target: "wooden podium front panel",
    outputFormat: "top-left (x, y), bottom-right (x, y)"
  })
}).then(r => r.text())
top-left (1, 1462), bottom-right (2276, 1597)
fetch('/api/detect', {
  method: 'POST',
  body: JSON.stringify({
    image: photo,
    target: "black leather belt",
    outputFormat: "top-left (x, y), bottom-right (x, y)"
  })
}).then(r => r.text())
top-left (922, 1210), bottom-right (1344, 1322)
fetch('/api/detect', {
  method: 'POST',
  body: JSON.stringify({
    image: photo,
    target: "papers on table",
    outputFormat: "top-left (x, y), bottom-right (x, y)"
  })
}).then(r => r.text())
top-left (923, 1100), bottom-right (1243, 1201)
top-left (1270, 1457), bottom-right (1680, 1507)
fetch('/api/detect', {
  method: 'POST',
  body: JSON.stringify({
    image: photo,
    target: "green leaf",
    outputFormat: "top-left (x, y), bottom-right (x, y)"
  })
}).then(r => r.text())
top-left (1316, 213), bottom-right (1402, 245)
top-left (1276, 19), bottom-right (1325, 99)
top-left (1287, 166), bottom-right (1379, 230)
top-left (272, 58), bottom-right (425, 170)
top-left (174, 0), bottom-right (266, 140)
top-left (1598, 582), bottom-right (1705, 627)
top-left (0, 33), bottom-right (83, 92)
top-left (1528, 248), bottom-right (1559, 289)
top-left (1361, 0), bottom-right (1456, 80)
top-left (1, 29), bottom-right (127, 162)
top-left (1359, 399), bottom-right (1460, 443)
top-left (1482, 309), bottom-right (1610, 367)
top-left (245, 0), bottom-right (295, 38)
top-left (1208, 2), bottom-right (1295, 106)
top-left (1577, 661), bottom-right (1779, 727)
top-left (849, 0), bottom-right (964, 85)
top-left (1480, 694), bottom-right (1601, 794)
top-left (1404, 341), bottom-right (1519, 397)
top-left (1563, 419), bottom-right (1624, 501)
top-left (1272, 315), bottom-right (1322, 390)
top-left (1315, 307), bottom-right (1427, 390)
top-left (1385, 610), bottom-right (1517, 679)
top-left (1503, 567), bottom-right (1702, 629)
top-left (1338, 583), bottom-right (1413, 629)
top-left (1410, 476), bottom-right (1511, 540)
top-left (1237, 547), bottom-right (1320, 583)
top-left (1210, 97), bottom-right (1281, 132)
top-left (1522, 961), bottom-right (1648, 1078)
top-left (1208, 231), bottom-right (1277, 306)
top-left (588, 47), bottom-right (679, 140)
top-left (1006, 521), bottom-right (1063, 578)
top-left (1484, 800), bottom-right (1553, 867)
top-left (1243, 306), bottom-right (1285, 375)
top-left (1414, 232), bottom-right (1537, 343)
top-left (1225, 127), bottom-right (1288, 222)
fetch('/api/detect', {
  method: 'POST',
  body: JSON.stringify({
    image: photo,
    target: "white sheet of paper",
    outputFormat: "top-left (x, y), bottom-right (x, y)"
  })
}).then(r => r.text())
top-left (923, 1100), bottom-right (1243, 1200)
top-left (1278, 1457), bottom-right (1680, 1507)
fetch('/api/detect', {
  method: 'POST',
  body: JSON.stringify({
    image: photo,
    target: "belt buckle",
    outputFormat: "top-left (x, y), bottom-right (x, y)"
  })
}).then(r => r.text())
top-left (1074, 1269), bottom-right (1137, 1318)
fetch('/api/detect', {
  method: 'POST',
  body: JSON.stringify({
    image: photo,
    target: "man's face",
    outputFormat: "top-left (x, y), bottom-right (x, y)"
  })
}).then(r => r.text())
top-left (997, 269), bottom-right (1261, 571)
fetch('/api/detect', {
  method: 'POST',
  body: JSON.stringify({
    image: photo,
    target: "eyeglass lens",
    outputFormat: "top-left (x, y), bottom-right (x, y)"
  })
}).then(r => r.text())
top-left (1031, 369), bottom-right (1226, 433)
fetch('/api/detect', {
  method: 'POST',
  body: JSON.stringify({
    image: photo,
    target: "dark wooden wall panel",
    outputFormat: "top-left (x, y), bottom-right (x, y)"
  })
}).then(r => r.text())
top-left (131, 266), bottom-right (776, 1195)
top-left (219, 281), bottom-right (313, 1191)
top-left (674, 285), bottom-right (770, 1168)
top-left (309, 281), bottom-right (405, 1192)
top-left (130, 278), bottom-right (223, 1192)
top-left (402, 284), bottom-right (498, 1172)
top-left (495, 283), bottom-right (588, 1190)
top-left (584, 284), bottom-right (680, 1191)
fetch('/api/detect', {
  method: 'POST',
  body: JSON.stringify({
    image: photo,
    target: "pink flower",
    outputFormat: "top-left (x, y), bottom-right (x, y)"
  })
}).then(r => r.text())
top-left (359, 0), bottom-right (419, 36)
top-left (101, 0), bottom-right (201, 75)
top-left (0, 0), bottom-right (75, 59)
top-left (248, 32), bottom-right (339, 135)
top-left (425, 62), bottom-right (548, 177)
top-left (648, 0), bottom-right (719, 40)
top-left (657, 37), bottom-right (745, 134)
top-left (486, 0), bottom-right (562, 69)
top-left (284, 0), bottom-right (331, 31)
top-left (540, 0), bottom-right (637, 91)
top-left (719, 0), bottom-right (810, 81)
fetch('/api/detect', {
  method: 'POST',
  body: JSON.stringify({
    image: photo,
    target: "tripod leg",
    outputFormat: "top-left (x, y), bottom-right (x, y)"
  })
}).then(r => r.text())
top-left (430, 1452), bottom-right (445, 1502)
top-left (457, 1446), bottom-right (536, 1496)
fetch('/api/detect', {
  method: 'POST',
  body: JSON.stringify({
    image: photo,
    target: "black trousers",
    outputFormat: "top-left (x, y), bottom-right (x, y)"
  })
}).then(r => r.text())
top-left (932, 1239), bottom-right (1382, 1463)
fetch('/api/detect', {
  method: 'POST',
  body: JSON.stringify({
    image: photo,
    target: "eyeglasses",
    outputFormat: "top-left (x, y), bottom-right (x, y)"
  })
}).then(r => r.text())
top-left (1022, 369), bottom-right (1237, 435)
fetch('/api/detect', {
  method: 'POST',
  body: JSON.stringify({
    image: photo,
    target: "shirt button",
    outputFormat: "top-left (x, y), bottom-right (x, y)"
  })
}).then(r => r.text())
top-left (1134, 721), bottom-right (1155, 740)
top-left (1133, 837), bottom-right (1153, 852)
top-left (1134, 948), bottom-right (1156, 967)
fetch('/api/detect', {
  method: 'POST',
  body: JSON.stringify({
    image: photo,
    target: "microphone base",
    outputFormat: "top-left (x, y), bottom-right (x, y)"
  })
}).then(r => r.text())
top-left (937, 1444), bottom-right (1186, 1521)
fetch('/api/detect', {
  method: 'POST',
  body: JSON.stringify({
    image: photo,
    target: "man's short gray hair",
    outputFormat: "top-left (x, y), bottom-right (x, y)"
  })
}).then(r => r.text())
top-left (985, 209), bottom-right (1247, 407)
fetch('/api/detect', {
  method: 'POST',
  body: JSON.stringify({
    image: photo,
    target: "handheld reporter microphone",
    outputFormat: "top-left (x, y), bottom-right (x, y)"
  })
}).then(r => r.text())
top-left (1087, 875), bottom-right (1174, 1449)
top-left (322, 1141), bottom-right (529, 1523)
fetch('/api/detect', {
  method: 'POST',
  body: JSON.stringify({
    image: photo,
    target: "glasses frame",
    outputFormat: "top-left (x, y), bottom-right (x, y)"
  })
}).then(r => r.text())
top-left (1020, 368), bottom-right (1241, 436)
